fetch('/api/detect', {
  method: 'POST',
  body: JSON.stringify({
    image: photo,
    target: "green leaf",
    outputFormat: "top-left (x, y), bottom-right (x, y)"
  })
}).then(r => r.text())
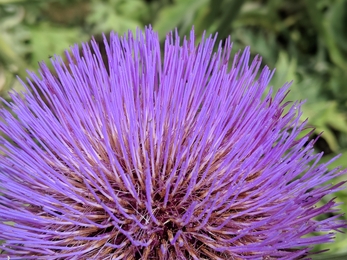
top-left (29, 24), bottom-right (86, 68)
top-left (87, 0), bottom-right (147, 35)
top-left (153, 0), bottom-right (208, 40)
top-left (304, 0), bottom-right (347, 71)
top-left (326, 0), bottom-right (347, 52)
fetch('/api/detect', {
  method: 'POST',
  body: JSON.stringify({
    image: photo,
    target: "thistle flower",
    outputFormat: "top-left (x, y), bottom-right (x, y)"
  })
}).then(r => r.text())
top-left (0, 27), bottom-right (346, 259)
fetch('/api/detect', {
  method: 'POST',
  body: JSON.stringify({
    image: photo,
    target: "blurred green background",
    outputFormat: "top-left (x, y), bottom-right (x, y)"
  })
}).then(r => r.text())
top-left (0, 0), bottom-right (346, 258)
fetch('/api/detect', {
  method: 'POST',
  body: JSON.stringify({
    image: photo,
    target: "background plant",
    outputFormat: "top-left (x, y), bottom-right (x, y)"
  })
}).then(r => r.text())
top-left (0, 0), bottom-right (346, 258)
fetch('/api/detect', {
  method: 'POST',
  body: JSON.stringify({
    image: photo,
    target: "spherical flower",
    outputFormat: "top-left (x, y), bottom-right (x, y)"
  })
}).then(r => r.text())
top-left (0, 27), bottom-right (346, 259)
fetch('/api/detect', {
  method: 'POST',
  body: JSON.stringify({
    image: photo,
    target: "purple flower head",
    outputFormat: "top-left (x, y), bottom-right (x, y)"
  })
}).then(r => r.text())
top-left (0, 27), bottom-right (346, 259)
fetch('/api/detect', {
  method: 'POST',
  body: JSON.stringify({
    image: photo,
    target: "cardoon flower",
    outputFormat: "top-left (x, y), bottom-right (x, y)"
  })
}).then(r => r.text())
top-left (0, 27), bottom-right (346, 259)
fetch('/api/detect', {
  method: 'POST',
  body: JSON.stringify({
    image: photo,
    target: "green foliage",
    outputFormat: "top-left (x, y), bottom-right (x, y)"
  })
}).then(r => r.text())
top-left (87, 0), bottom-right (149, 34)
top-left (30, 24), bottom-right (85, 68)
top-left (0, 0), bottom-right (346, 257)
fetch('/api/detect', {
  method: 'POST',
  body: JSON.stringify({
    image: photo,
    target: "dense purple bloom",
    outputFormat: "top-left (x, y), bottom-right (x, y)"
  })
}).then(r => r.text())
top-left (0, 27), bottom-right (346, 259)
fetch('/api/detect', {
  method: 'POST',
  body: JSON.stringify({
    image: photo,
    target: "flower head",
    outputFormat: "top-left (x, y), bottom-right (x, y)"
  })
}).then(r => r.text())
top-left (0, 27), bottom-right (346, 259)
